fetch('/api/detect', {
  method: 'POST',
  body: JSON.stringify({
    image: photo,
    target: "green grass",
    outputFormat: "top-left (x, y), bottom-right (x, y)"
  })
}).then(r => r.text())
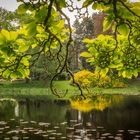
top-left (0, 80), bottom-right (54, 100)
top-left (0, 79), bottom-right (140, 100)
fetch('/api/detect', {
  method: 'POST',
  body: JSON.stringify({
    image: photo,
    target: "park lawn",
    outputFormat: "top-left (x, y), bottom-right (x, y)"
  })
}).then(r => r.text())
top-left (0, 79), bottom-right (140, 100)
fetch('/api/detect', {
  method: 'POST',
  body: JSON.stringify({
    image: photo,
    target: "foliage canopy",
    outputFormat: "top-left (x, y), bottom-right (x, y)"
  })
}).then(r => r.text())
top-left (0, 0), bottom-right (140, 97)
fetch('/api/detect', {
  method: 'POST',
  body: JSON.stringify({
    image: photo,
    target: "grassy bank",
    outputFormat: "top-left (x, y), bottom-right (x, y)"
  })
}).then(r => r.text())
top-left (0, 79), bottom-right (140, 100)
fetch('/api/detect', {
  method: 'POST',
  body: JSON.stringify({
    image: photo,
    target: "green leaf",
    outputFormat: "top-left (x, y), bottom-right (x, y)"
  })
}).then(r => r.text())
top-left (26, 21), bottom-right (37, 37)
top-left (122, 70), bottom-right (132, 78)
top-left (19, 69), bottom-right (26, 78)
top-left (16, 39), bottom-right (25, 46)
top-left (133, 69), bottom-right (138, 77)
top-left (3, 69), bottom-right (10, 78)
top-left (100, 68), bottom-right (109, 76)
top-left (131, 7), bottom-right (140, 16)
top-left (56, 20), bottom-right (65, 29)
top-left (21, 58), bottom-right (30, 66)
top-left (24, 69), bottom-right (30, 77)
top-left (103, 17), bottom-right (112, 32)
top-left (18, 45), bottom-right (29, 52)
top-left (17, 4), bottom-right (28, 14)
top-left (92, 3), bottom-right (97, 10)
top-left (80, 52), bottom-right (92, 58)
top-left (122, 71), bottom-right (127, 78)
top-left (10, 72), bottom-right (18, 79)
top-left (58, 0), bottom-right (67, 8)
top-left (0, 33), bottom-right (6, 45)
top-left (10, 31), bottom-right (18, 41)
top-left (1, 30), bottom-right (18, 42)
top-left (31, 44), bottom-right (37, 48)
top-left (1, 47), bottom-right (9, 55)
top-left (18, 68), bottom-right (29, 78)
top-left (1, 29), bottom-right (10, 41)
top-left (36, 6), bottom-right (48, 22)
top-left (118, 23), bottom-right (130, 36)
top-left (83, 0), bottom-right (93, 7)
top-left (83, 38), bottom-right (94, 43)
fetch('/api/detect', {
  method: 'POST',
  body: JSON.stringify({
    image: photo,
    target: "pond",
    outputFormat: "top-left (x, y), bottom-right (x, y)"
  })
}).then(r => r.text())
top-left (0, 95), bottom-right (140, 140)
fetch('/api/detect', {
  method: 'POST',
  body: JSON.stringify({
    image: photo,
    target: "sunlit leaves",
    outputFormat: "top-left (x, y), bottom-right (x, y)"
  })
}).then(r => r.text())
top-left (0, 30), bottom-right (18, 42)
top-left (17, 3), bottom-right (33, 14)
top-left (10, 31), bottom-right (18, 41)
top-left (82, 35), bottom-right (116, 70)
top-left (21, 57), bottom-right (30, 67)
top-left (0, 0), bottom-right (139, 82)
top-left (35, 5), bottom-right (48, 22)
top-left (56, 0), bottom-right (67, 9)
top-left (16, 39), bottom-right (30, 52)
top-left (1, 30), bottom-right (11, 41)
top-left (83, 0), bottom-right (93, 7)
top-left (133, 69), bottom-right (138, 77)
top-left (117, 23), bottom-right (130, 36)
top-left (81, 34), bottom-right (140, 78)
top-left (83, 38), bottom-right (94, 44)
top-left (18, 45), bottom-right (29, 53)
top-left (2, 69), bottom-right (11, 78)
top-left (26, 21), bottom-right (37, 38)
top-left (80, 52), bottom-right (92, 58)
top-left (17, 4), bottom-right (28, 14)
top-left (103, 16), bottom-right (113, 32)
top-left (0, 33), bottom-right (6, 45)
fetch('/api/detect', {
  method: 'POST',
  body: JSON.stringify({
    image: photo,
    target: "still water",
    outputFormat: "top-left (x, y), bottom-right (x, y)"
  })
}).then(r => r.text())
top-left (0, 95), bottom-right (140, 140)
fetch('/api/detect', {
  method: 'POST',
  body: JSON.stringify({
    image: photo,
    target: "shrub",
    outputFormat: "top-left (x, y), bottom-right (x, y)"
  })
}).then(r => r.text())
top-left (95, 73), bottom-right (111, 88)
top-left (72, 70), bottom-right (127, 88)
top-left (72, 70), bottom-right (111, 88)
top-left (72, 70), bottom-right (95, 88)
top-left (112, 79), bottom-right (127, 88)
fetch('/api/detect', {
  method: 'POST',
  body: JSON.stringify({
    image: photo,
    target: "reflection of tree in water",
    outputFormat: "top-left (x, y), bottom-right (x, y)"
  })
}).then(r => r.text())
top-left (69, 95), bottom-right (140, 132)
top-left (0, 98), bottom-right (19, 119)
top-left (25, 98), bottom-right (31, 118)
top-left (65, 109), bottom-right (71, 126)
top-left (70, 95), bottom-right (124, 112)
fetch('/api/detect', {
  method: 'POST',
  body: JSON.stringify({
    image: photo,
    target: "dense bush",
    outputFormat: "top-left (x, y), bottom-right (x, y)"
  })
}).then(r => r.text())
top-left (72, 70), bottom-right (127, 88)
top-left (72, 70), bottom-right (95, 88)
top-left (112, 79), bottom-right (127, 88)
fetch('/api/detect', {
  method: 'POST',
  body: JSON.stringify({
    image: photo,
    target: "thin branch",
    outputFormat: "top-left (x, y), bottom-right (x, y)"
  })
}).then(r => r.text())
top-left (118, 0), bottom-right (140, 18)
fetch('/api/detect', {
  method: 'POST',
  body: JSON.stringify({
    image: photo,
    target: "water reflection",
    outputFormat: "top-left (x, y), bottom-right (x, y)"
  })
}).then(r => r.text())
top-left (70, 95), bottom-right (124, 112)
top-left (0, 98), bottom-right (19, 119)
top-left (0, 95), bottom-right (140, 140)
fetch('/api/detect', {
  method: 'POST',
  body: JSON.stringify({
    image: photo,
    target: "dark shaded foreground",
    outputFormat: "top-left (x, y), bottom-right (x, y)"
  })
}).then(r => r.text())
top-left (0, 95), bottom-right (140, 140)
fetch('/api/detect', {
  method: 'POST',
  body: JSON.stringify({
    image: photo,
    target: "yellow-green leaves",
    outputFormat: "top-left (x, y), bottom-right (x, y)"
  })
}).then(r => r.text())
top-left (57, 0), bottom-right (67, 9)
top-left (83, 0), bottom-right (93, 7)
top-left (0, 29), bottom-right (18, 42)
top-left (16, 39), bottom-right (30, 52)
top-left (0, 33), bottom-right (6, 45)
top-left (35, 6), bottom-right (48, 22)
top-left (17, 4), bottom-right (28, 14)
top-left (103, 16), bottom-right (113, 32)
top-left (17, 3), bottom-right (32, 14)
top-left (80, 52), bottom-right (92, 58)
top-left (21, 57), bottom-right (30, 67)
top-left (10, 31), bottom-right (18, 41)
top-left (118, 23), bottom-right (130, 36)
top-left (130, 2), bottom-right (140, 16)
top-left (133, 69), bottom-right (138, 77)
top-left (26, 21), bottom-right (37, 38)
top-left (83, 38), bottom-right (94, 44)
top-left (1, 30), bottom-right (10, 41)
top-left (56, 20), bottom-right (65, 29)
